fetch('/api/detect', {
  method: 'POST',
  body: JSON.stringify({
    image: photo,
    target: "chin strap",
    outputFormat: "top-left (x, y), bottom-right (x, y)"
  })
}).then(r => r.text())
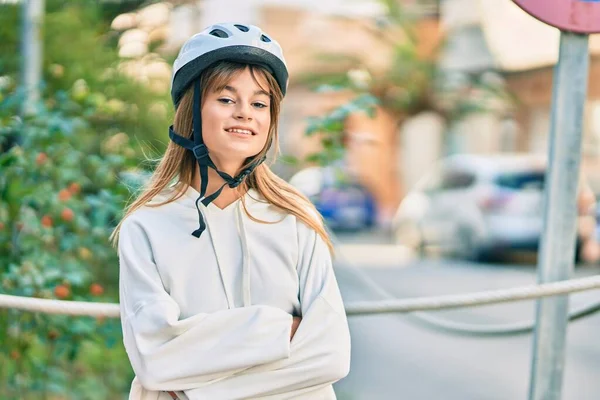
top-left (168, 80), bottom-right (266, 238)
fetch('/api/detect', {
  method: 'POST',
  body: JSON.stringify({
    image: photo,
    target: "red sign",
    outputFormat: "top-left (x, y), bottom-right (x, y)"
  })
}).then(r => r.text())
top-left (513, 0), bottom-right (600, 33)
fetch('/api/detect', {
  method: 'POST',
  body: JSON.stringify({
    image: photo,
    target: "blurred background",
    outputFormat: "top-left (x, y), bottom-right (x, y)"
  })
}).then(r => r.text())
top-left (2, 0), bottom-right (600, 399)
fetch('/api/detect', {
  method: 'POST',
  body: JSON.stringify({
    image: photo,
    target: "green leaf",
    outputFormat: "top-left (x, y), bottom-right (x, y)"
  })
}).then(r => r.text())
top-left (305, 153), bottom-right (322, 164)
top-left (278, 155), bottom-right (299, 165)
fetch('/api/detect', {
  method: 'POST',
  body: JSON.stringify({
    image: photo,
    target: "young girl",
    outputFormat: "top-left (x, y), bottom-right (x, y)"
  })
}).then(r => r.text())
top-left (112, 23), bottom-right (351, 399)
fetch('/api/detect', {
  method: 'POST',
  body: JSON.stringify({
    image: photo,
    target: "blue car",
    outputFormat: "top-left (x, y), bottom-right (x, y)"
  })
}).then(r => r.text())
top-left (289, 166), bottom-right (377, 232)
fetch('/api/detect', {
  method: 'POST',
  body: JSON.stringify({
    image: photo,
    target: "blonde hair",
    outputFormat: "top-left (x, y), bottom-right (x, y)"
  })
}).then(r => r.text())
top-left (111, 61), bottom-right (333, 253)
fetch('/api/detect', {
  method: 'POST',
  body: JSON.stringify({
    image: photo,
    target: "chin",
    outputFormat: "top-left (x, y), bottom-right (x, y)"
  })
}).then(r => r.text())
top-left (227, 144), bottom-right (263, 157)
top-left (213, 147), bottom-right (258, 165)
top-left (230, 149), bottom-right (260, 161)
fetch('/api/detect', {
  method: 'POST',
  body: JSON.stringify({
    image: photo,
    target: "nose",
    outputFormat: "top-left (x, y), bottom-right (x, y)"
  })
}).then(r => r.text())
top-left (234, 101), bottom-right (252, 121)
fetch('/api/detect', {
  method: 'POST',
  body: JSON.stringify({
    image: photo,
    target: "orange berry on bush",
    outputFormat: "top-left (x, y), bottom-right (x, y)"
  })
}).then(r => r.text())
top-left (68, 182), bottom-right (81, 194)
top-left (41, 215), bottom-right (53, 228)
top-left (0, 222), bottom-right (4, 231)
top-left (78, 247), bottom-right (92, 260)
top-left (10, 350), bottom-right (20, 360)
top-left (36, 152), bottom-right (48, 165)
top-left (54, 285), bottom-right (70, 299)
top-left (61, 208), bottom-right (74, 222)
top-left (58, 189), bottom-right (72, 201)
top-left (90, 283), bottom-right (104, 296)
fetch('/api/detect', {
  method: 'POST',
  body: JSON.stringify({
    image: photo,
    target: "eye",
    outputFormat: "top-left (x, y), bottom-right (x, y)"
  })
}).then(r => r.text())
top-left (253, 102), bottom-right (268, 109)
top-left (218, 98), bottom-right (234, 104)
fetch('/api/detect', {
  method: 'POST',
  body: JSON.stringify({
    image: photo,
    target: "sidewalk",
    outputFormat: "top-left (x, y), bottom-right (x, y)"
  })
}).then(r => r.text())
top-left (333, 228), bottom-right (416, 268)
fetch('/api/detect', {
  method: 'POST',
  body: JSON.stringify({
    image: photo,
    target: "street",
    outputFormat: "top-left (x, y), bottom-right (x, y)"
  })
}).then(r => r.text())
top-left (332, 255), bottom-right (600, 400)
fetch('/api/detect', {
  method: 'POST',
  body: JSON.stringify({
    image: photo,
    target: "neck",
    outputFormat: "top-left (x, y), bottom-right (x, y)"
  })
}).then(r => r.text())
top-left (211, 155), bottom-right (245, 177)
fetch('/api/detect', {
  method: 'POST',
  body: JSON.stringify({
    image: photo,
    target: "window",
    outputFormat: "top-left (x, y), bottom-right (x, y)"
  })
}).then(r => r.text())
top-left (440, 170), bottom-right (476, 190)
top-left (495, 171), bottom-right (545, 191)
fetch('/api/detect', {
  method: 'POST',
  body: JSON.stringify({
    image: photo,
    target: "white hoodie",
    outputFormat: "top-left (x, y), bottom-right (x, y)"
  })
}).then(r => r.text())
top-left (118, 184), bottom-right (351, 400)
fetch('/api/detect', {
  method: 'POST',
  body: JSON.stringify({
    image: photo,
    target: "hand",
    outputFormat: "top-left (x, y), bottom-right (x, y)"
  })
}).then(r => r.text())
top-left (290, 316), bottom-right (302, 341)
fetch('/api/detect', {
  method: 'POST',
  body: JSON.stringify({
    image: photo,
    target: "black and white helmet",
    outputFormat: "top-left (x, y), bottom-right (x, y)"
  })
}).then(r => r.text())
top-left (170, 22), bottom-right (289, 107)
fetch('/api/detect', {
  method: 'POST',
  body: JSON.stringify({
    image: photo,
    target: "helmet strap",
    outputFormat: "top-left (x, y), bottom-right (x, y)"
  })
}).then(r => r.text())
top-left (168, 80), bottom-right (267, 238)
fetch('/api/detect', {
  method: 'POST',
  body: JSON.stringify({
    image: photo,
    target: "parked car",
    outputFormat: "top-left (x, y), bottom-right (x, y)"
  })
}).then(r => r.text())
top-left (289, 166), bottom-right (377, 232)
top-left (392, 154), bottom-right (596, 261)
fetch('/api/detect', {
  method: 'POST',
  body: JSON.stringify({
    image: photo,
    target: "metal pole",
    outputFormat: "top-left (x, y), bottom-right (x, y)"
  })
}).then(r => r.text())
top-left (21, 0), bottom-right (44, 117)
top-left (528, 31), bottom-right (590, 400)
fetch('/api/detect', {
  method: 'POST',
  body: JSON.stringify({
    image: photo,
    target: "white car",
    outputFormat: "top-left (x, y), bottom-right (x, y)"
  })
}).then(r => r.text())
top-left (392, 154), bottom-right (590, 261)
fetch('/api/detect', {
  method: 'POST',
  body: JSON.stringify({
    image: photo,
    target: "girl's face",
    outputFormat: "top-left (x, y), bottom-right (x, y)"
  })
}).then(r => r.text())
top-left (201, 67), bottom-right (272, 172)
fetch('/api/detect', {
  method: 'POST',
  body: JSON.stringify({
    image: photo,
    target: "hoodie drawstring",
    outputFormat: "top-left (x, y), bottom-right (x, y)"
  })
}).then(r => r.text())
top-left (202, 206), bottom-right (234, 309)
top-left (200, 197), bottom-right (252, 309)
top-left (236, 202), bottom-right (252, 307)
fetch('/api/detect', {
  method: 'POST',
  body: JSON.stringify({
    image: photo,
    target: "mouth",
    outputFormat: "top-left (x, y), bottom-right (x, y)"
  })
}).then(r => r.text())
top-left (225, 127), bottom-right (256, 136)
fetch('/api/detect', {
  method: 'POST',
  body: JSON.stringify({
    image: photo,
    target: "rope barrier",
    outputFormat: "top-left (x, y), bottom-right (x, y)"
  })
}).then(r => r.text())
top-left (340, 262), bottom-right (600, 335)
top-left (343, 274), bottom-right (600, 316)
top-left (0, 294), bottom-right (120, 318)
top-left (1, 274), bottom-right (599, 318)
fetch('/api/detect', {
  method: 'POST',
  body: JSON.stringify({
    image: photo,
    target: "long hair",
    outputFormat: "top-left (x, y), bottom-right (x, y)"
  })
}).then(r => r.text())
top-left (110, 61), bottom-right (333, 252)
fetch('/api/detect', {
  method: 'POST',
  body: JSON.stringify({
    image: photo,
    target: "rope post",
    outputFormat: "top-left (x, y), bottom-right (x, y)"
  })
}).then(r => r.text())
top-left (529, 31), bottom-right (590, 400)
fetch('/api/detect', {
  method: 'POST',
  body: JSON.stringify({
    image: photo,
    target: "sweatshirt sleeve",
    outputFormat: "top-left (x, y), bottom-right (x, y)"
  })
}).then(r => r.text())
top-left (185, 221), bottom-right (351, 399)
top-left (118, 217), bottom-right (293, 392)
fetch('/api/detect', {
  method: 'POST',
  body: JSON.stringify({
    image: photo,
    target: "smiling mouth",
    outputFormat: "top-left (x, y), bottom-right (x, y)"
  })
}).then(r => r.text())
top-left (225, 128), bottom-right (255, 136)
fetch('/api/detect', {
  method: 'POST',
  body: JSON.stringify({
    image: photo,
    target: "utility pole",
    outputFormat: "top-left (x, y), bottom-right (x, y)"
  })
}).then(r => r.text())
top-left (21, 0), bottom-right (44, 117)
top-left (528, 31), bottom-right (588, 400)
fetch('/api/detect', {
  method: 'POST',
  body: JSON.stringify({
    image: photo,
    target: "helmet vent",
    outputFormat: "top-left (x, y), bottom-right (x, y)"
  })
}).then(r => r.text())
top-left (234, 24), bottom-right (249, 32)
top-left (209, 29), bottom-right (229, 38)
top-left (260, 34), bottom-right (271, 43)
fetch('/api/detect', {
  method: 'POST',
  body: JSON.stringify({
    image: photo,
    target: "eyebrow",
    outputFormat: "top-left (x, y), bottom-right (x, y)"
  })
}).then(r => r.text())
top-left (222, 85), bottom-right (270, 97)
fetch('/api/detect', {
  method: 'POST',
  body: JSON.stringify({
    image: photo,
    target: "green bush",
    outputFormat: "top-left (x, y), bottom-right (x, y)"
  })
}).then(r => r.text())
top-left (0, 0), bottom-right (173, 153)
top-left (0, 1), bottom-right (178, 396)
top-left (0, 1), bottom-right (177, 397)
top-left (0, 81), bottom-right (140, 398)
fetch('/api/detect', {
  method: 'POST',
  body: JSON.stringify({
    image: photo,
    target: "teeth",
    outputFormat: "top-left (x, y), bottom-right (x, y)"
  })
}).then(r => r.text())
top-left (227, 128), bottom-right (252, 135)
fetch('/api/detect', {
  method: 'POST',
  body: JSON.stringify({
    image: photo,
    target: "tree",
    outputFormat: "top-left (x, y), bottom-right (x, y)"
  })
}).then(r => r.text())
top-left (299, 0), bottom-right (512, 166)
top-left (0, 0), bottom-right (172, 153)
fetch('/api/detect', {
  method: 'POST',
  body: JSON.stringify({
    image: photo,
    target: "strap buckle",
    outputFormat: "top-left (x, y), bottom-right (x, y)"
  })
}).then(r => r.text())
top-left (192, 144), bottom-right (208, 160)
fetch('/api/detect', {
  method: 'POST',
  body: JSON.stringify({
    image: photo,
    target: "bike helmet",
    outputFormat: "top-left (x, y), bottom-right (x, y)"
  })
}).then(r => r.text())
top-left (171, 23), bottom-right (288, 108)
top-left (168, 23), bottom-right (289, 238)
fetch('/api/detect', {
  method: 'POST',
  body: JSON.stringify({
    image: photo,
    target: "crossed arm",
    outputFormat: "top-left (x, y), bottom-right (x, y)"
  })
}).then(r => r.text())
top-left (119, 218), bottom-right (350, 399)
